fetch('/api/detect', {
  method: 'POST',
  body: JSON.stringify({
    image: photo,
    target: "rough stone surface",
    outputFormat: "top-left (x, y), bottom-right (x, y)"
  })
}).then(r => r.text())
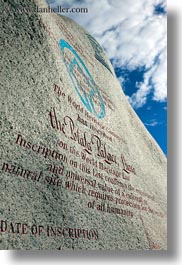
top-left (0, 0), bottom-right (167, 250)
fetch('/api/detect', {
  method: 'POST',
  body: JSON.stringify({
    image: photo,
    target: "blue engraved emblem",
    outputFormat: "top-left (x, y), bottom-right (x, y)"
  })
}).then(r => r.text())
top-left (59, 39), bottom-right (105, 119)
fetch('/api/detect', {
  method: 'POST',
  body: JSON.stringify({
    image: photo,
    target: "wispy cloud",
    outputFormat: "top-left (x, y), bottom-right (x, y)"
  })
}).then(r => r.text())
top-left (144, 119), bottom-right (163, 127)
top-left (117, 76), bottom-right (125, 87)
top-left (46, 0), bottom-right (167, 109)
top-left (144, 119), bottom-right (161, 127)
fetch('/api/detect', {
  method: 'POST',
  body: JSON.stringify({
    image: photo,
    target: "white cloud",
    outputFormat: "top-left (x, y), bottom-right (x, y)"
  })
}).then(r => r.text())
top-left (47, 0), bottom-right (167, 108)
top-left (128, 70), bottom-right (152, 108)
top-left (151, 49), bottom-right (167, 102)
top-left (144, 119), bottom-right (160, 127)
top-left (117, 76), bottom-right (125, 86)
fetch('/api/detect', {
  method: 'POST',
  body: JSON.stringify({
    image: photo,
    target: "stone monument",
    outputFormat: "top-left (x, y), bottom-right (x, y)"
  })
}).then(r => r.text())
top-left (0, 0), bottom-right (167, 250)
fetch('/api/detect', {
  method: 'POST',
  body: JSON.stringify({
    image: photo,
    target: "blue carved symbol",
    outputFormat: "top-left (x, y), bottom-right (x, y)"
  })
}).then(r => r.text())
top-left (59, 39), bottom-right (105, 119)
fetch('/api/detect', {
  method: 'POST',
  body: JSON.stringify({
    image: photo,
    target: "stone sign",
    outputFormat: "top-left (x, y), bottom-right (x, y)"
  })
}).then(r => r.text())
top-left (0, 0), bottom-right (167, 250)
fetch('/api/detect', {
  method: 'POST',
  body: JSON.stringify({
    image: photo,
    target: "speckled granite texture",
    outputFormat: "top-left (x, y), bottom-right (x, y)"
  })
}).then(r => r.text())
top-left (0, 0), bottom-right (167, 250)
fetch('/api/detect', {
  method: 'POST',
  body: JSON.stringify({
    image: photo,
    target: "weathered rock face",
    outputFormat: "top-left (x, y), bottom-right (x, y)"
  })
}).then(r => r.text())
top-left (0, 0), bottom-right (167, 250)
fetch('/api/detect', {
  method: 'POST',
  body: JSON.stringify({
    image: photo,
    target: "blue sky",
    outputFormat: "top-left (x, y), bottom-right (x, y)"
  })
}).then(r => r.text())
top-left (46, 0), bottom-right (167, 155)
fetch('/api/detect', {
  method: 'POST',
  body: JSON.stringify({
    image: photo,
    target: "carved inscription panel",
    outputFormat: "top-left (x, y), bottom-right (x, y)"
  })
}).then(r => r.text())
top-left (0, 0), bottom-right (167, 250)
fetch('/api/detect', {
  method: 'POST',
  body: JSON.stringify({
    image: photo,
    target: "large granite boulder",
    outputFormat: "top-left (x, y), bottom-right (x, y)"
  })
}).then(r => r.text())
top-left (0, 0), bottom-right (167, 250)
